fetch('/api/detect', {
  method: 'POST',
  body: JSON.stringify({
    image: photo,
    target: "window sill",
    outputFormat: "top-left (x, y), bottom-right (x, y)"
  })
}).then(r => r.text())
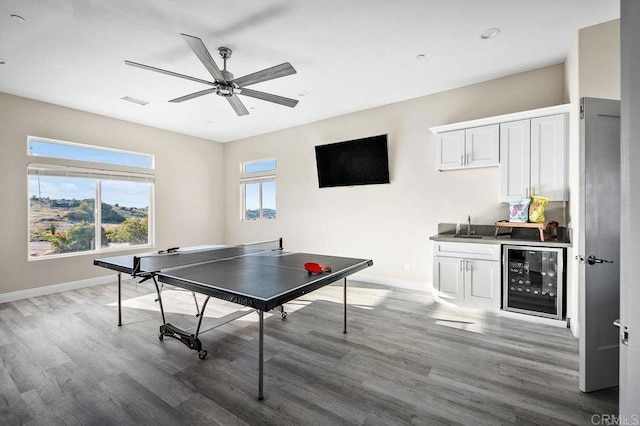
top-left (27, 243), bottom-right (155, 261)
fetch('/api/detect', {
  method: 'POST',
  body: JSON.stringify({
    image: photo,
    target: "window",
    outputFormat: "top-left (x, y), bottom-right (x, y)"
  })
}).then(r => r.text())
top-left (27, 137), bottom-right (154, 258)
top-left (240, 158), bottom-right (276, 221)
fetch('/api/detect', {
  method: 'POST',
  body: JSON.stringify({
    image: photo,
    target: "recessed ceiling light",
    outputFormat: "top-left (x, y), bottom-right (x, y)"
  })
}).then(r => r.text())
top-left (205, 120), bottom-right (214, 124)
top-left (10, 14), bottom-right (26, 24)
top-left (120, 96), bottom-right (148, 106)
top-left (297, 90), bottom-right (308, 97)
top-left (481, 28), bottom-right (500, 39)
top-left (416, 54), bottom-right (426, 60)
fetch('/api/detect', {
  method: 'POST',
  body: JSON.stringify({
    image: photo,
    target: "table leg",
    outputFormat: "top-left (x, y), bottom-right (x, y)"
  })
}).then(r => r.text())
top-left (152, 276), bottom-right (167, 325)
top-left (118, 272), bottom-right (122, 326)
top-left (343, 277), bottom-right (347, 334)
top-left (258, 310), bottom-right (264, 400)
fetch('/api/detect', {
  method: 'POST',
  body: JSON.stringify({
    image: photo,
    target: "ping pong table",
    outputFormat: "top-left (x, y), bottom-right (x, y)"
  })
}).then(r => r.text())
top-left (93, 239), bottom-right (373, 399)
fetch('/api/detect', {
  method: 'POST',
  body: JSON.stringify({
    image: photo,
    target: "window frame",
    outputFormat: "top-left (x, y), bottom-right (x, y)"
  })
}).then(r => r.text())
top-left (27, 136), bottom-right (155, 260)
top-left (240, 158), bottom-right (276, 221)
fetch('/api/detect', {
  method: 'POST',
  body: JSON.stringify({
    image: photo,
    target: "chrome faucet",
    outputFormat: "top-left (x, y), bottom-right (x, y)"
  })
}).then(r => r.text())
top-left (466, 215), bottom-right (472, 236)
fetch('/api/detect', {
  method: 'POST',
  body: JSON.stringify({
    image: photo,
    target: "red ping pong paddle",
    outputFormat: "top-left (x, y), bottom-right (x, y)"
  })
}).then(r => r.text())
top-left (304, 262), bottom-right (332, 274)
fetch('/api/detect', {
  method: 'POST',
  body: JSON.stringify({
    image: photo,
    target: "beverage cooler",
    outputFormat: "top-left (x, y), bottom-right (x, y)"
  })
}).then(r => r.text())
top-left (503, 245), bottom-right (565, 320)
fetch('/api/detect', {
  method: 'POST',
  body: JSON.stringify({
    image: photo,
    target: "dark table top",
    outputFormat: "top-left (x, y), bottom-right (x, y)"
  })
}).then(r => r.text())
top-left (94, 249), bottom-right (373, 311)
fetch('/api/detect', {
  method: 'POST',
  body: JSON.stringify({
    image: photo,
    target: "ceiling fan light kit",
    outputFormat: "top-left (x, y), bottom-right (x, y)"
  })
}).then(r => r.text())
top-left (125, 33), bottom-right (298, 116)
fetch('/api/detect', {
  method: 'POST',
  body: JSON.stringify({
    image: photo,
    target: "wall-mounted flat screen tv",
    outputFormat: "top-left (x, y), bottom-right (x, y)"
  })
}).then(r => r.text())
top-left (315, 134), bottom-right (390, 188)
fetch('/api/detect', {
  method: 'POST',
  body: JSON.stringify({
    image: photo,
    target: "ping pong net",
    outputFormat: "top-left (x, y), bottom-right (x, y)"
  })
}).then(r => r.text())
top-left (131, 238), bottom-right (283, 276)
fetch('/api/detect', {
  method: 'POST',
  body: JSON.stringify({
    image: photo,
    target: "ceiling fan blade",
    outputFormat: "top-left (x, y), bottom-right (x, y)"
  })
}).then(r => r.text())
top-left (125, 60), bottom-right (215, 86)
top-left (169, 88), bottom-right (217, 103)
top-left (232, 63), bottom-right (297, 87)
top-left (239, 88), bottom-right (299, 108)
top-left (226, 94), bottom-right (249, 116)
top-left (180, 33), bottom-right (226, 82)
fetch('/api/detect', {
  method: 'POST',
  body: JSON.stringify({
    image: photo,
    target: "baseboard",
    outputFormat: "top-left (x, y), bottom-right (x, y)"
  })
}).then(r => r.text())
top-left (349, 273), bottom-right (430, 291)
top-left (1, 273), bottom-right (428, 304)
top-left (569, 318), bottom-right (580, 338)
top-left (0, 275), bottom-right (117, 304)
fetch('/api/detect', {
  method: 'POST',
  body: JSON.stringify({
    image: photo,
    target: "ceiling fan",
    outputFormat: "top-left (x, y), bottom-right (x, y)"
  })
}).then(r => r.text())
top-left (125, 33), bottom-right (298, 116)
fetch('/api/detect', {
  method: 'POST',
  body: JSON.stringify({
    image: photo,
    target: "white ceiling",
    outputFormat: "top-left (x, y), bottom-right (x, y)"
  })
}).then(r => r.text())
top-left (0, 1), bottom-right (619, 143)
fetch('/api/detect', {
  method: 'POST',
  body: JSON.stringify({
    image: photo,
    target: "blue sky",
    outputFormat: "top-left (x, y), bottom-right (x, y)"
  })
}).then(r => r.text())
top-left (29, 176), bottom-right (150, 208)
top-left (29, 139), bottom-right (152, 169)
top-left (29, 140), bottom-right (275, 211)
top-left (29, 140), bottom-right (151, 208)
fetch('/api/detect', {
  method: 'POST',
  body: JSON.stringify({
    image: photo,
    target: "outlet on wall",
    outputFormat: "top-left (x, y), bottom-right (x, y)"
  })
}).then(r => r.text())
top-left (403, 262), bottom-right (411, 271)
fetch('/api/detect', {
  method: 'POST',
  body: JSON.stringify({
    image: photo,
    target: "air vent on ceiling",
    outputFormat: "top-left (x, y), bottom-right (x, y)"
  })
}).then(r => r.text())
top-left (120, 96), bottom-right (148, 106)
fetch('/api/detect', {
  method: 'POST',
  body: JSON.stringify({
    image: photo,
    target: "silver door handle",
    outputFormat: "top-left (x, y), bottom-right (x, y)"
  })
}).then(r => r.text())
top-left (587, 255), bottom-right (614, 265)
top-left (613, 319), bottom-right (629, 346)
top-left (460, 155), bottom-right (465, 166)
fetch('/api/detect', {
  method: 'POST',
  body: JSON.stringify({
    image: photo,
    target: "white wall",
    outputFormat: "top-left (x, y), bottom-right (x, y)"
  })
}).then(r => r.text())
top-left (0, 92), bottom-right (225, 295)
top-left (223, 65), bottom-right (566, 288)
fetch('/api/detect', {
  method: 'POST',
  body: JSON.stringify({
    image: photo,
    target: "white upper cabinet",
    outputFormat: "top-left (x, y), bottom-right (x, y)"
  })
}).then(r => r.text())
top-left (500, 114), bottom-right (567, 201)
top-left (500, 119), bottom-right (532, 200)
top-left (430, 104), bottom-right (569, 200)
top-left (465, 125), bottom-right (500, 168)
top-left (434, 124), bottom-right (499, 170)
top-left (435, 129), bottom-right (465, 170)
top-left (530, 114), bottom-right (568, 201)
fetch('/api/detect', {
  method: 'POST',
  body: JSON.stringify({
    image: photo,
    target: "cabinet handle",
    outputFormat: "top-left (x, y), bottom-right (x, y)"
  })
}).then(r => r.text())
top-left (466, 260), bottom-right (471, 272)
top-left (466, 153), bottom-right (470, 166)
top-left (526, 187), bottom-right (530, 198)
top-left (459, 259), bottom-right (463, 271)
top-left (460, 155), bottom-right (464, 166)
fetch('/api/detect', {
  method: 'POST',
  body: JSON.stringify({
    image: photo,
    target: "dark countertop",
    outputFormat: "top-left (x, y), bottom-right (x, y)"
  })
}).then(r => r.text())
top-left (430, 223), bottom-right (572, 248)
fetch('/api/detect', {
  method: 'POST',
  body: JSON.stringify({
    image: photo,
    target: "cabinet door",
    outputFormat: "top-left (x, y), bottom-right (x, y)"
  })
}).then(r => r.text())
top-left (465, 124), bottom-right (499, 167)
top-left (465, 259), bottom-right (501, 310)
top-left (500, 119), bottom-right (531, 202)
top-left (530, 114), bottom-right (567, 201)
top-left (435, 130), bottom-right (465, 170)
top-left (433, 256), bottom-right (464, 300)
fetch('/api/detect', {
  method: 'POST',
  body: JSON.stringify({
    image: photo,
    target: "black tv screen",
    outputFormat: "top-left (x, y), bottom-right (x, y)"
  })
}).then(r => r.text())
top-left (315, 134), bottom-right (390, 188)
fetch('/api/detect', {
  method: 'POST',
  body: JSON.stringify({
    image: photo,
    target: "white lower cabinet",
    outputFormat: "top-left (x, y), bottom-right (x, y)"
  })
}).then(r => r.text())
top-left (433, 242), bottom-right (501, 311)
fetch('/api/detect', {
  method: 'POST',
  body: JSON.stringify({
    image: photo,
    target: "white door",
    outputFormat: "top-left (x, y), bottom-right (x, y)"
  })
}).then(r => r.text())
top-left (465, 259), bottom-right (500, 310)
top-left (435, 130), bottom-right (464, 170)
top-left (530, 114), bottom-right (567, 201)
top-left (619, 0), bottom-right (640, 413)
top-left (465, 124), bottom-right (499, 168)
top-left (433, 256), bottom-right (464, 300)
top-left (500, 119), bottom-right (531, 201)
top-left (579, 97), bottom-right (620, 393)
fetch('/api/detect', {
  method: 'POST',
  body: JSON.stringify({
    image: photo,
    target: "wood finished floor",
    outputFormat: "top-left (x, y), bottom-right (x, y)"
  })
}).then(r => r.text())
top-left (0, 279), bottom-right (617, 425)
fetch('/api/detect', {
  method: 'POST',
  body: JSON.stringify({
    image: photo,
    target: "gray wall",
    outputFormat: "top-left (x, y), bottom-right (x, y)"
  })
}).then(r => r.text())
top-left (223, 64), bottom-right (566, 288)
top-left (0, 92), bottom-right (225, 295)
